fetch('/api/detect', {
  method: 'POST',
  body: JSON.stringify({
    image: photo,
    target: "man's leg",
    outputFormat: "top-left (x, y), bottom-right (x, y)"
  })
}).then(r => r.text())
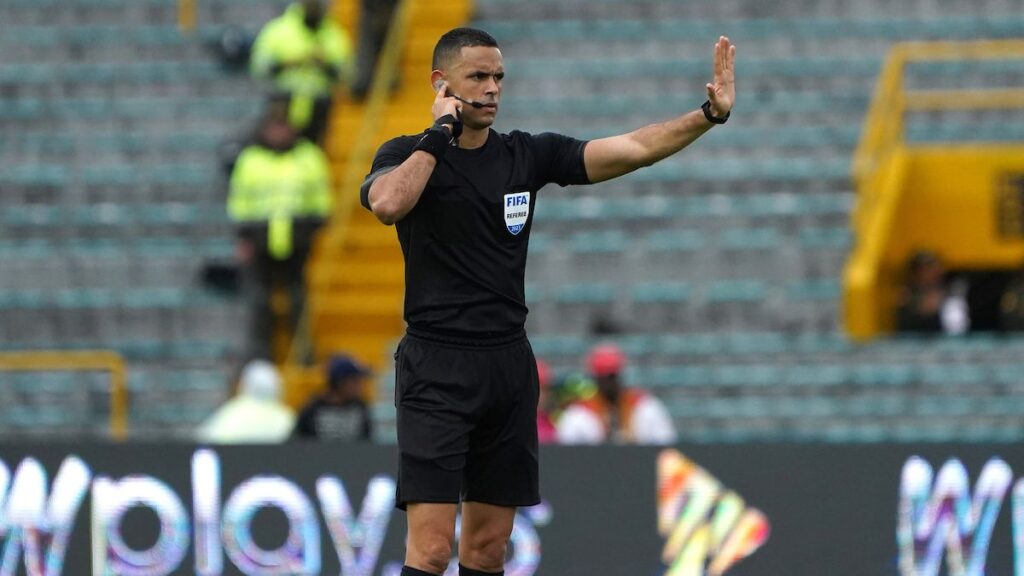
top-left (283, 246), bottom-right (309, 343)
top-left (246, 248), bottom-right (274, 360)
top-left (404, 502), bottom-right (458, 575)
top-left (458, 502), bottom-right (516, 574)
top-left (459, 340), bottom-right (539, 575)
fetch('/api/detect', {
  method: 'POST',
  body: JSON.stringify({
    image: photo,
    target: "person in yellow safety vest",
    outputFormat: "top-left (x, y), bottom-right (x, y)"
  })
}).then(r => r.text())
top-left (228, 113), bottom-right (332, 361)
top-left (250, 0), bottom-right (352, 143)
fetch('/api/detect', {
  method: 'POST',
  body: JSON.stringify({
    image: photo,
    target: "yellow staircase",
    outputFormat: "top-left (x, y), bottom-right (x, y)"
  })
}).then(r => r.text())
top-left (844, 40), bottom-right (1024, 341)
top-left (284, 0), bottom-right (473, 407)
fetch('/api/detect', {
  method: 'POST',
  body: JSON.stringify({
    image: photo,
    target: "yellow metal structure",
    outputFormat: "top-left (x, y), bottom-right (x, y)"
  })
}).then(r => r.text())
top-left (0, 351), bottom-right (128, 440)
top-left (284, 0), bottom-right (473, 407)
top-left (845, 40), bottom-right (1024, 340)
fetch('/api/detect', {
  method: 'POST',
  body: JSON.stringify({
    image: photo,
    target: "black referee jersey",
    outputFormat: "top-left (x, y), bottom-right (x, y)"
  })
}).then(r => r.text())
top-left (361, 128), bottom-right (590, 339)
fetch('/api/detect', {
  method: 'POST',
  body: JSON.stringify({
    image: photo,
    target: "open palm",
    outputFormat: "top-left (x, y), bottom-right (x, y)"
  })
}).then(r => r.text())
top-left (706, 36), bottom-right (736, 117)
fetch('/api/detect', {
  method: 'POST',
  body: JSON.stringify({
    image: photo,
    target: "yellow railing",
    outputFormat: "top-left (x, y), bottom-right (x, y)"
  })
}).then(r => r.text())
top-left (851, 44), bottom-right (906, 187)
top-left (854, 39), bottom-right (1024, 186)
top-left (0, 351), bottom-right (128, 440)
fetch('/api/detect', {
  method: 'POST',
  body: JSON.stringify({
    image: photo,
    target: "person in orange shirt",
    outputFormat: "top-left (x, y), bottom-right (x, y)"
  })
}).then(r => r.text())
top-left (557, 343), bottom-right (677, 445)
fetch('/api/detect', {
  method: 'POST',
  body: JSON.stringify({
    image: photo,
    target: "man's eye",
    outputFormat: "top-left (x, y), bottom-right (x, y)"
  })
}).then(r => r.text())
top-left (495, 73), bottom-right (505, 81)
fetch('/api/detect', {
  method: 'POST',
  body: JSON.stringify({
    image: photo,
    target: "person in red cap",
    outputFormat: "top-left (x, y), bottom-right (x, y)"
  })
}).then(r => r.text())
top-left (557, 343), bottom-right (676, 445)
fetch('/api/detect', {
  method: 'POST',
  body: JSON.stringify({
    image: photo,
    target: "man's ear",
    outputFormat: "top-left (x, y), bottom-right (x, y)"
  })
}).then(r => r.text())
top-left (430, 70), bottom-right (445, 92)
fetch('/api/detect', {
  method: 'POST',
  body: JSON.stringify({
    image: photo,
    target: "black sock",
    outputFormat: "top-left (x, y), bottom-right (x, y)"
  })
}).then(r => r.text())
top-left (459, 565), bottom-right (503, 576)
top-left (401, 567), bottom-right (440, 576)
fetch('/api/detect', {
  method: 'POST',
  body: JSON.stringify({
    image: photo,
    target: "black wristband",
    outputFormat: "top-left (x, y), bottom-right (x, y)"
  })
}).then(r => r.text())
top-left (702, 100), bottom-right (730, 124)
top-left (434, 113), bottom-right (463, 140)
top-left (413, 126), bottom-right (451, 162)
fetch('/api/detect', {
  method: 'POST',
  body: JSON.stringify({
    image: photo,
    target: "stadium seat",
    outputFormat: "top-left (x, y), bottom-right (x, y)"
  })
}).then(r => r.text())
top-left (785, 279), bottom-right (842, 301)
top-left (552, 282), bottom-right (617, 304)
top-left (799, 226), bottom-right (852, 249)
top-left (631, 282), bottom-right (691, 304)
top-left (569, 229), bottom-right (630, 254)
top-left (706, 280), bottom-right (768, 303)
top-left (719, 227), bottom-right (783, 250)
top-left (642, 229), bottom-right (706, 252)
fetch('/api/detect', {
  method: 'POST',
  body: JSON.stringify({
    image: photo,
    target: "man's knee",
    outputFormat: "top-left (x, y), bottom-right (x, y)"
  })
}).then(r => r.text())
top-left (409, 530), bottom-right (454, 574)
top-left (406, 503), bottom-right (458, 574)
top-left (460, 529), bottom-right (509, 572)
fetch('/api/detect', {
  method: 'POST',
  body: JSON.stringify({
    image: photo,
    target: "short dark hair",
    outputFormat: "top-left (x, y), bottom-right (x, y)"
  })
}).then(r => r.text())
top-left (432, 27), bottom-right (499, 70)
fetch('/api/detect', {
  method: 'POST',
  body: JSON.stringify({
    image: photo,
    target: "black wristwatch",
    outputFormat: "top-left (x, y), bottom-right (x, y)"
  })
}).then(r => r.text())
top-left (702, 100), bottom-right (730, 124)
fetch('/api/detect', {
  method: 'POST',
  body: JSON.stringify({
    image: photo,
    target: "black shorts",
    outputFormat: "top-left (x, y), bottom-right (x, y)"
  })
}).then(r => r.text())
top-left (393, 332), bottom-right (540, 510)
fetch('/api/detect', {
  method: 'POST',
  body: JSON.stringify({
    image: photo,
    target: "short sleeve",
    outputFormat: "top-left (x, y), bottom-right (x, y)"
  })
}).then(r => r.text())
top-left (360, 135), bottom-right (417, 210)
top-left (527, 132), bottom-right (590, 190)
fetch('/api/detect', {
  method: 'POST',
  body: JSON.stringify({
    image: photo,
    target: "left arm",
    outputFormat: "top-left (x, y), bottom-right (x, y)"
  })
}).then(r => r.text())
top-left (583, 36), bottom-right (736, 184)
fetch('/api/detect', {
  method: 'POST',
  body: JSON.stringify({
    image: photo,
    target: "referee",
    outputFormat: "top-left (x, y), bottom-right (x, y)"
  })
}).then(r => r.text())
top-left (361, 28), bottom-right (736, 576)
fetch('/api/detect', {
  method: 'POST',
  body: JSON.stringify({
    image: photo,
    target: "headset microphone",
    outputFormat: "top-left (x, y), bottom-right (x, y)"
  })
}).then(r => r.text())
top-left (452, 94), bottom-right (487, 109)
top-left (434, 81), bottom-right (492, 109)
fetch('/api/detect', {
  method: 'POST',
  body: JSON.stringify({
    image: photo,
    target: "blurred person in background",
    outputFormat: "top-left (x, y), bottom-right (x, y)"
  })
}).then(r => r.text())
top-left (228, 111), bottom-right (332, 361)
top-left (293, 354), bottom-right (373, 441)
top-left (250, 0), bottom-right (352, 143)
top-left (552, 371), bottom-right (597, 412)
top-left (197, 359), bottom-right (295, 444)
top-left (999, 263), bottom-right (1024, 331)
top-left (557, 343), bottom-right (677, 445)
top-left (219, 93), bottom-right (293, 176)
top-left (897, 250), bottom-right (969, 335)
top-left (535, 359), bottom-right (557, 444)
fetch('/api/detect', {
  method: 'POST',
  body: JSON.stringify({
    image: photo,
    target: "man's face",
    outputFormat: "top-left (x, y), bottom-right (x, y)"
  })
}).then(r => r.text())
top-left (260, 119), bottom-right (297, 151)
top-left (442, 46), bottom-right (503, 130)
top-left (330, 376), bottom-right (362, 402)
top-left (920, 261), bottom-right (945, 287)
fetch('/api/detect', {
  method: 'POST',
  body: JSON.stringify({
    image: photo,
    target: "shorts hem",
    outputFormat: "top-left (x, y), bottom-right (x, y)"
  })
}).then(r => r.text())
top-left (396, 496), bottom-right (461, 511)
top-left (462, 495), bottom-right (541, 508)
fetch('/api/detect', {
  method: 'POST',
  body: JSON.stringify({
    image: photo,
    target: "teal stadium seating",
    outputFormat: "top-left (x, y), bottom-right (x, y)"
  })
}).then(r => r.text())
top-left (6, 0), bottom-right (1024, 440)
top-left (0, 0), bottom-right (277, 438)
